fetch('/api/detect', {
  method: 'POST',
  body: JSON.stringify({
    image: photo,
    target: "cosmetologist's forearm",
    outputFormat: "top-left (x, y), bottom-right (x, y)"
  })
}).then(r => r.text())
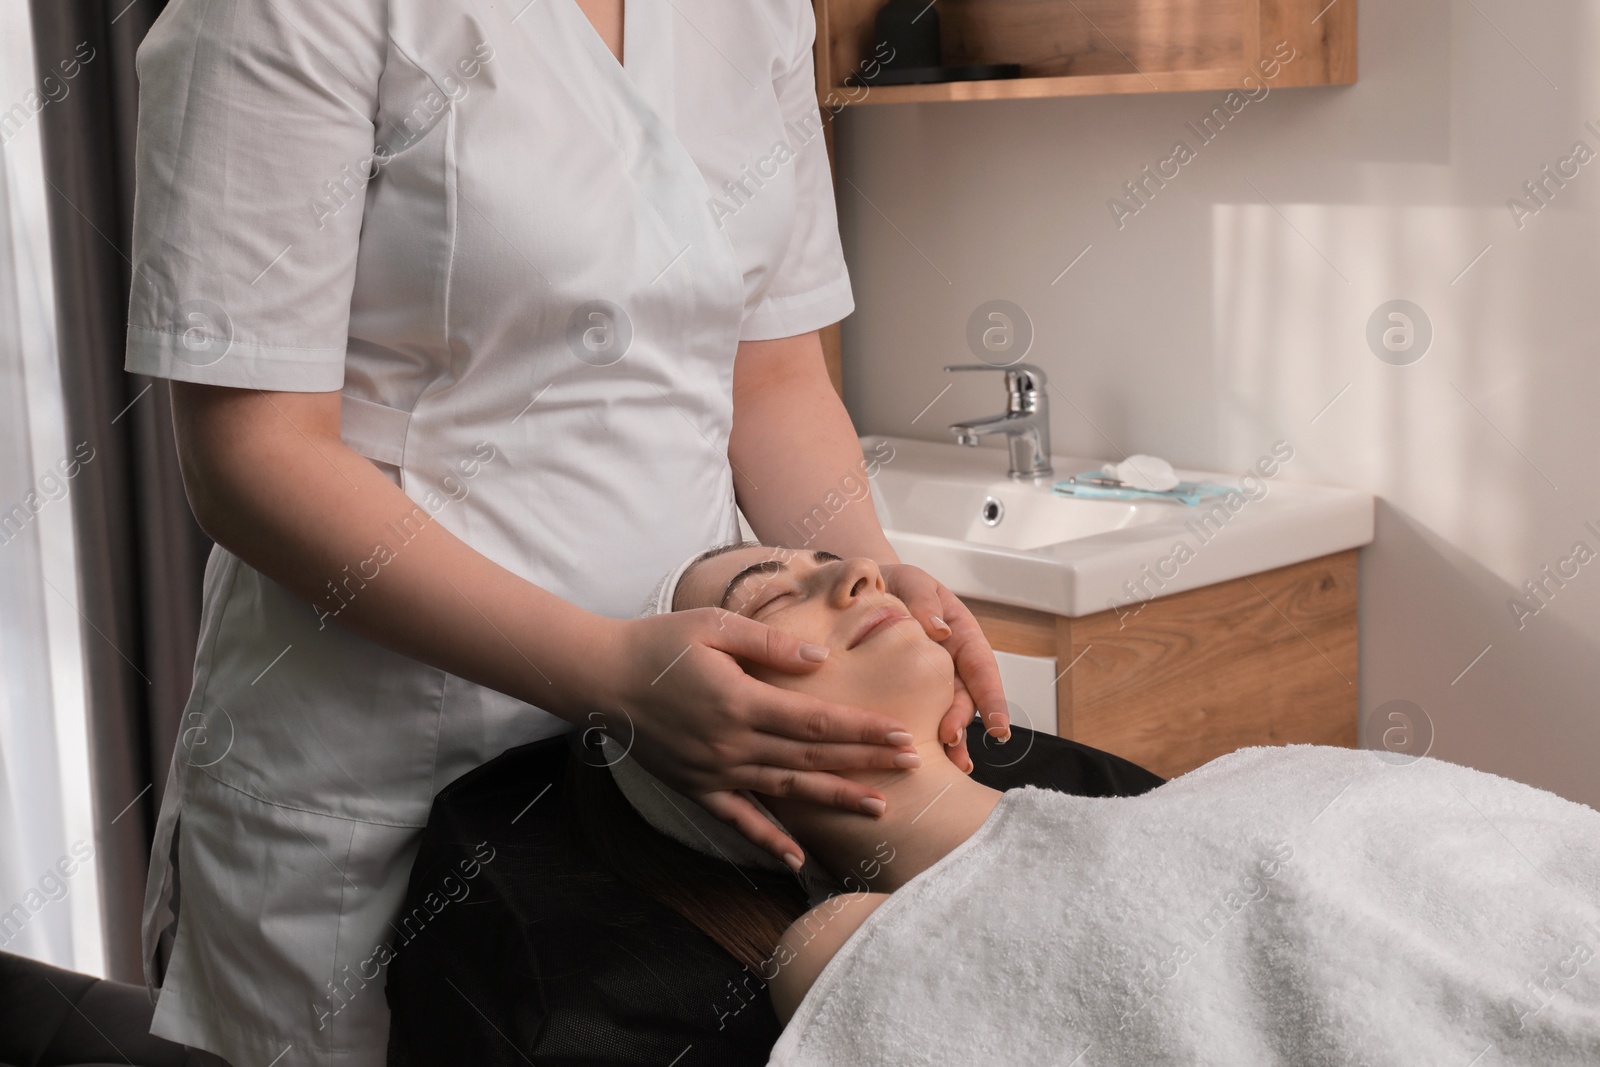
top-left (728, 330), bottom-right (900, 564)
top-left (168, 381), bottom-right (619, 724)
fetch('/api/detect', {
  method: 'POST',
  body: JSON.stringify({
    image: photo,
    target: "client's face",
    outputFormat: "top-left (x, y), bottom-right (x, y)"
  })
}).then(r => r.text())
top-left (674, 547), bottom-right (955, 734)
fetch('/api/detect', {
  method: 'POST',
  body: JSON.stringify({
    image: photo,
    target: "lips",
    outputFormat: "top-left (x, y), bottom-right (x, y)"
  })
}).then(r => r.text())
top-left (846, 605), bottom-right (912, 650)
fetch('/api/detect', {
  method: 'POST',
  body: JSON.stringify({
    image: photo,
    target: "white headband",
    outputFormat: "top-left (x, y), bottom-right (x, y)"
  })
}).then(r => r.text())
top-left (600, 546), bottom-right (847, 907)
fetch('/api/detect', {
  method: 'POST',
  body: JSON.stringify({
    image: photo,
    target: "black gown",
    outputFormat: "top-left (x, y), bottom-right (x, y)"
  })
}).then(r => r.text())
top-left (384, 727), bottom-right (1163, 1066)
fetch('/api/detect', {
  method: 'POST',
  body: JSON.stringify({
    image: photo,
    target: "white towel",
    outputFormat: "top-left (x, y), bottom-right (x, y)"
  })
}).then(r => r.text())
top-left (767, 745), bottom-right (1600, 1065)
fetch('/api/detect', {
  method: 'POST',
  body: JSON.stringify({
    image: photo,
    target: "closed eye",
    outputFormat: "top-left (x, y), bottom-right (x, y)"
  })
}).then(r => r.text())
top-left (754, 591), bottom-right (795, 616)
top-left (720, 549), bottom-right (844, 611)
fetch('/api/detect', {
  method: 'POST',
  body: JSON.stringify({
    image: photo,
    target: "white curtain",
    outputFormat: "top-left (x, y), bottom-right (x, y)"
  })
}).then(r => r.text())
top-left (0, 6), bottom-right (103, 976)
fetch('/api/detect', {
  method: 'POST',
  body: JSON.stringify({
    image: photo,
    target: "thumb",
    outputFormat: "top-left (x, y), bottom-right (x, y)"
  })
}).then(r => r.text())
top-left (898, 583), bottom-right (953, 641)
top-left (702, 608), bottom-right (831, 673)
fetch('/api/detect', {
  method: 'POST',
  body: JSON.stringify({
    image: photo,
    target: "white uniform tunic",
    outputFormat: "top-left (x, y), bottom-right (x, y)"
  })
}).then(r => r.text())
top-left (123, 1), bottom-right (852, 1063)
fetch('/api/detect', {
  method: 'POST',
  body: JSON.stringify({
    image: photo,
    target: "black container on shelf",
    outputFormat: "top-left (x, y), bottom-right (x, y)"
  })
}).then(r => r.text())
top-left (867, 0), bottom-right (1023, 87)
top-left (874, 0), bottom-right (942, 69)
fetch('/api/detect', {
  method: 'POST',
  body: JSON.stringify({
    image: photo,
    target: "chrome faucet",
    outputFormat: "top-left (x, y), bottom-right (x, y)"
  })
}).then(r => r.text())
top-left (945, 363), bottom-right (1053, 479)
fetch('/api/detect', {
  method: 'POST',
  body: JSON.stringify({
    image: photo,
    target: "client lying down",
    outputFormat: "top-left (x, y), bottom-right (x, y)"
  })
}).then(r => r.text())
top-left (568, 541), bottom-right (1600, 1065)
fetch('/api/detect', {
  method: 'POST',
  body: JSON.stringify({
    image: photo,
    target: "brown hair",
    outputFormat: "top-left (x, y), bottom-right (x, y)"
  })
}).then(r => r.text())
top-left (560, 735), bottom-right (811, 972)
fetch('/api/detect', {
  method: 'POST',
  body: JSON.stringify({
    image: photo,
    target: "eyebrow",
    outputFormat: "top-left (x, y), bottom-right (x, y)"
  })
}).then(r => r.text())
top-left (718, 549), bottom-right (843, 611)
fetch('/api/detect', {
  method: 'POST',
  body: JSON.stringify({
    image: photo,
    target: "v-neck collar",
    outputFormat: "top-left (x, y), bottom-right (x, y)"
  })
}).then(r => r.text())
top-left (556, 0), bottom-right (677, 132)
top-left (568, 0), bottom-right (628, 75)
top-left (520, 0), bottom-right (743, 326)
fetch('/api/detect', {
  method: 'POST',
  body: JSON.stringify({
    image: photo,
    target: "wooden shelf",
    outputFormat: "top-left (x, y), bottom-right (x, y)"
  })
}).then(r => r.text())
top-left (814, 0), bottom-right (1356, 107)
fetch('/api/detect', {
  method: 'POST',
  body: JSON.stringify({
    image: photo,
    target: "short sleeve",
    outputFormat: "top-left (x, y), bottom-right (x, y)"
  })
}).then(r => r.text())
top-left (737, 2), bottom-right (855, 342)
top-left (124, 0), bottom-right (386, 391)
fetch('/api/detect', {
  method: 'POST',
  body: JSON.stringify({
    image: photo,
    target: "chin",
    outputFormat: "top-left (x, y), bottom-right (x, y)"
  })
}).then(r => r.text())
top-left (873, 644), bottom-right (956, 724)
top-left (888, 632), bottom-right (954, 684)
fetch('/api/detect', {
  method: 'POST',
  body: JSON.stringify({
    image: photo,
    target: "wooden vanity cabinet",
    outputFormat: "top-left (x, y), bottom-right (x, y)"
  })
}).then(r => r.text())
top-left (960, 549), bottom-right (1359, 779)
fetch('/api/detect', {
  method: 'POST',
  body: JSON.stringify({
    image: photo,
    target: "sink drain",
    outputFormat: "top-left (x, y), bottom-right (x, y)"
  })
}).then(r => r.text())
top-left (980, 496), bottom-right (1004, 526)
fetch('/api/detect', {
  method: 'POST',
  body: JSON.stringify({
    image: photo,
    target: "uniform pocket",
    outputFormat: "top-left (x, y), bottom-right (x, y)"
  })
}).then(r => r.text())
top-left (154, 769), bottom-right (428, 1062)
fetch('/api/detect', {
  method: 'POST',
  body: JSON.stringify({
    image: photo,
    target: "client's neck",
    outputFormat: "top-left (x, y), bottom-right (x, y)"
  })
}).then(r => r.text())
top-left (763, 735), bottom-right (1002, 894)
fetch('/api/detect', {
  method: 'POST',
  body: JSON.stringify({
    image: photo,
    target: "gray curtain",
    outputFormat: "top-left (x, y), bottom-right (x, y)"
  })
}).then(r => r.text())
top-left (28, 0), bottom-right (212, 984)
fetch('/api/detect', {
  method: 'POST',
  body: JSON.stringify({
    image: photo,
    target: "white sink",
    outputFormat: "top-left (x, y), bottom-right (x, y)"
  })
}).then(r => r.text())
top-left (864, 435), bottom-right (1374, 618)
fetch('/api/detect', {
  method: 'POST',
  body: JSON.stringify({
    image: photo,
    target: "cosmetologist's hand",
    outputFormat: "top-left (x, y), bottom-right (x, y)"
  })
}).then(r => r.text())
top-left (595, 608), bottom-right (923, 869)
top-left (880, 563), bottom-right (1011, 774)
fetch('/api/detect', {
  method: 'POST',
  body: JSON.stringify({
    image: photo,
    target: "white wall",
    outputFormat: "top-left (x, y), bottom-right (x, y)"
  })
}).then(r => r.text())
top-left (836, 0), bottom-right (1600, 809)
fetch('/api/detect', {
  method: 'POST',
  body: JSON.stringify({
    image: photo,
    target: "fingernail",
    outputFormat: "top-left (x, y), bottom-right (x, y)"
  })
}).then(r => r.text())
top-left (799, 643), bottom-right (830, 662)
top-left (930, 614), bottom-right (952, 633)
top-left (893, 752), bottom-right (922, 769)
top-left (860, 797), bottom-right (887, 816)
top-left (886, 730), bottom-right (914, 746)
top-left (784, 852), bottom-right (804, 873)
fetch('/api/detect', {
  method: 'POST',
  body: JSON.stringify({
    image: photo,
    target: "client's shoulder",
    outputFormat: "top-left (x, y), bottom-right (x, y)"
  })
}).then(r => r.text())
top-left (768, 891), bottom-right (891, 1025)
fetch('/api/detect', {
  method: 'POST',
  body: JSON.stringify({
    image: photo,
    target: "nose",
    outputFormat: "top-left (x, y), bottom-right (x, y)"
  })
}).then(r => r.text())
top-left (829, 556), bottom-right (885, 609)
